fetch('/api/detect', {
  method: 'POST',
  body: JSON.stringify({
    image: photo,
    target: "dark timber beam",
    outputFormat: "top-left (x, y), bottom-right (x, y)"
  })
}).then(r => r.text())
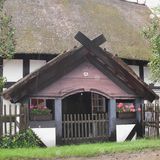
top-left (75, 31), bottom-right (106, 51)
top-left (23, 58), bottom-right (29, 77)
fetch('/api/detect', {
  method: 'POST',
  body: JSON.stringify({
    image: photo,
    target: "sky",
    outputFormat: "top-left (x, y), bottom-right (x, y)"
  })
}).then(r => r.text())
top-left (127, 0), bottom-right (160, 8)
top-left (126, 0), bottom-right (160, 16)
top-left (146, 0), bottom-right (160, 8)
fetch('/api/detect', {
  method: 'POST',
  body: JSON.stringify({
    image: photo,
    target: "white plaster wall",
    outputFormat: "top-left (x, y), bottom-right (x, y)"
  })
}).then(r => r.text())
top-left (30, 60), bottom-right (46, 73)
top-left (3, 59), bottom-right (23, 82)
top-left (116, 124), bottom-right (136, 142)
top-left (128, 65), bottom-right (139, 76)
top-left (32, 128), bottom-right (56, 147)
top-left (144, 66), bottom-right (152, 85)
top-left (144, 66), bottom-right (160, 86)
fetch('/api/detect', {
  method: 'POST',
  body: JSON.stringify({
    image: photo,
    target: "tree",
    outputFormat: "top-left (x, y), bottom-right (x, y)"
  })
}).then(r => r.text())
top-left (142, 13), bottom-right (160, 83)
top-left (0, 0), bottom-right (15, 90)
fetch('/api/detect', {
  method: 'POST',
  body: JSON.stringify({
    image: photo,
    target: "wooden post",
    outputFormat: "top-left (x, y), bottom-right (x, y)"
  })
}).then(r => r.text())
top-left (55, 98), bottom-right (62, 145)
top-left (141, 104), bottom-right (145, 137)
top-left (135, 98), bottom-right (143, 137)
top-left (135, 98), bottom-right (143, 123)
top-left (108, 99), bottom-right (116, 141)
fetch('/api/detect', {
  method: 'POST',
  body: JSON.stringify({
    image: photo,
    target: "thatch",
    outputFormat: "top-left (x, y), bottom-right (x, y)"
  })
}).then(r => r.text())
top-left (4, 0), bottom-right (152, 60)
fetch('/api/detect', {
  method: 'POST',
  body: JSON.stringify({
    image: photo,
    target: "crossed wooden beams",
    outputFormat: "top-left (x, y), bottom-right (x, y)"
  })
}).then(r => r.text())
top-left (75, 31), bottom-right (106, 53)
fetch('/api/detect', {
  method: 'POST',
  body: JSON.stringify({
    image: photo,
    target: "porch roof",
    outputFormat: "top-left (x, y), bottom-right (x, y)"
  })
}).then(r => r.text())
top-left (3, 32), bottom-right (158, 102)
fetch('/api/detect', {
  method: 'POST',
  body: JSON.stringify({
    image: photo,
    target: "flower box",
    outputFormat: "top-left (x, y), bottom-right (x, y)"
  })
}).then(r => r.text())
top-left (117, 112), bottom-right (136, 119)
top-left (30, 114), bottom-right (52, 121)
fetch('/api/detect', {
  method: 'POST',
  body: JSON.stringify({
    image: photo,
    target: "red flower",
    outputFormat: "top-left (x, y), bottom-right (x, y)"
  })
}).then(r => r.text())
top-left (117, 103), bottom-right (123, 108)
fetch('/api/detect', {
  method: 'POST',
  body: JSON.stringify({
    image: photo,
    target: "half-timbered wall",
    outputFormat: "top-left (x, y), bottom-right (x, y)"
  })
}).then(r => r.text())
top-left (2, 58), bottom-right (48, 114)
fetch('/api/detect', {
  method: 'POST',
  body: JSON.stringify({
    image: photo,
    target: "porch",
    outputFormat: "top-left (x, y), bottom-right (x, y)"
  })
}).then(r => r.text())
top-left (27, 91), bottom-right (141, 145)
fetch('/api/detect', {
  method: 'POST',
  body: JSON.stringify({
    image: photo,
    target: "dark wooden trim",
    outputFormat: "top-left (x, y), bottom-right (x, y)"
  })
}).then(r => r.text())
top-left (121, 58), bottom-right (148, 66)
top-left (23, 58), bottom-right (29, 77)
top-left (139, 65), bottom-right (144, 80)
top-left (4, 82), bottom-right (15, 88)
top-left (13, 53), bottom-right (56, 61)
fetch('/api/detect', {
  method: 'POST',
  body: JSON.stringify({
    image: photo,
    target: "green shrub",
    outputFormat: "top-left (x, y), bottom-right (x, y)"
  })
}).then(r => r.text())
top-left (0, 129), bottom-right (42, 148)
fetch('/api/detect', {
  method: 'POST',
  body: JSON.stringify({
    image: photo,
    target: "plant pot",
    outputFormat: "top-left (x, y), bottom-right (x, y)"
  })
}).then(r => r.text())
top-left (117, 112), bottom-right (136, 119)
top-left (30, 114), bottom-right (52, 121)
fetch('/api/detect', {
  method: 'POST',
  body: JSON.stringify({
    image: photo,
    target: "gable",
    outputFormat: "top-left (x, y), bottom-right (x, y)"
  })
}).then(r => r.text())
top-left (32, 61), bottom-right (136, 99)
top-left (3, 32), bottom-right (158, 102)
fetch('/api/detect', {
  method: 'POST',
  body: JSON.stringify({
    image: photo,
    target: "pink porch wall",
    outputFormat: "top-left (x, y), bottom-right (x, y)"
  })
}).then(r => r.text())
top-left (32, 62), bottom-right (136, 99)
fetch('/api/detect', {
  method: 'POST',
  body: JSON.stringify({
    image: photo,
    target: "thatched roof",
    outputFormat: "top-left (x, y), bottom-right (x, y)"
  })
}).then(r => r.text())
top-left (4, 0), bottom-right (152, 60)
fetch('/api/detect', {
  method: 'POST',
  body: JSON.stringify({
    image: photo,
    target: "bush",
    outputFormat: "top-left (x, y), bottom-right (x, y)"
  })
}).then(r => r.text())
top-left (0, 129), bottom-right (42, 148)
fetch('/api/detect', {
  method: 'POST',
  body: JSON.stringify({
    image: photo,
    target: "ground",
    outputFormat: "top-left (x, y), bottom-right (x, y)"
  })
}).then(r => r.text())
top-left (56, 149), bottom-right (160, 160)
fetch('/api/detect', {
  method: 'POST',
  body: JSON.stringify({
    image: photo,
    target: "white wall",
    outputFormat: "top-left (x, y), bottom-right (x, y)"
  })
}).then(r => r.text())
top-left (116, 124), bottom-right (136, 142)
top-left (144, 66), bottom-right (152, 84)
top-left (126, 0), bottom-right (146, 4)
top-left (3, 59), bottom-right (23, 82)
top-left (30, 60), bottom-right (46, 73)
top-left (144, 66), bottom-right (160, 86)
top-left (128, 65), bottom-right (139, 76)
top-left (32, 128), bottom-right (56, 147)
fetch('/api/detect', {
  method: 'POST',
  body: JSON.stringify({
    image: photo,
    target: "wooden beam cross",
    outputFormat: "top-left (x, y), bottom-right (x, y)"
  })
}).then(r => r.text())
top-left (75, 31), bottom-right (106, 55)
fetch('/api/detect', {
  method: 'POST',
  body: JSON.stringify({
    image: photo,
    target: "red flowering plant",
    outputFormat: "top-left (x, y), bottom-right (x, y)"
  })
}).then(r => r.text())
top-left (117, 102), bottom-right (141, 113)
top-left (30, 105), bottom-right (51, 115)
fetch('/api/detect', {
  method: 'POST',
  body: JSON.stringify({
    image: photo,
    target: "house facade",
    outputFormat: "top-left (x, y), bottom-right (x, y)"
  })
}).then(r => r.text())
top-left (0, 0), bottom-right (160, 146)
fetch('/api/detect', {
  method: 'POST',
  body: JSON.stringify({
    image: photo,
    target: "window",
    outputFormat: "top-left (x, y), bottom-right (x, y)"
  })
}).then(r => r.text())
top-left (91, 93), bottom-right (106, 113)
top-left (29, 98), bottom-right (54, 121)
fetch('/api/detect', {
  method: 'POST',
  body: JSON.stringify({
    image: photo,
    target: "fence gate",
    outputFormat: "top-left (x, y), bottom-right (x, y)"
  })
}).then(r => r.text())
top-left (62, 113), bottom-right (108, 144)
top-left (142, 103), bottom-right (159, 137)
top-left (0, 104), bottom-right (28, 137)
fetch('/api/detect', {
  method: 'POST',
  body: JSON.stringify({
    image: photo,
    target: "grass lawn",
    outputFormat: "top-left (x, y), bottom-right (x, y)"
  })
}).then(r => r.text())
top-left (0, 138), bottom-right (160, 159)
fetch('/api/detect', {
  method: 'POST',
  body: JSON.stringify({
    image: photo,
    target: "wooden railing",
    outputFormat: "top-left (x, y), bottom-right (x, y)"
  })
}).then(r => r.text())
top-left (0, 104), bottom-right (28, 137)
top-left (62, 113), bottom-right (108, 143)
top-left (142, 103), bottom-right (160, 137)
